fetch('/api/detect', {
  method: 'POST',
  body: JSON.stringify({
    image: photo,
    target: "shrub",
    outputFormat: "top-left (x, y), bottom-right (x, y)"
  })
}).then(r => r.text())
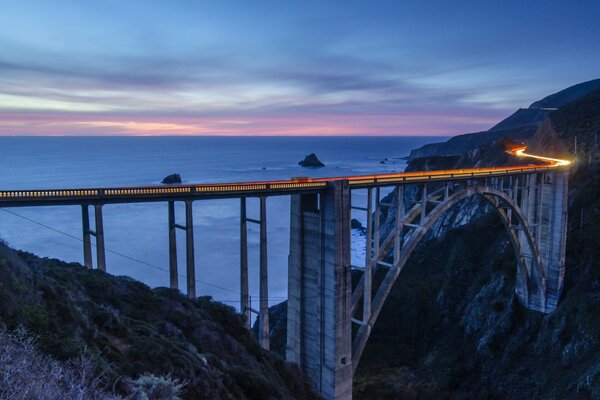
top-left (0, 327), bottom-right (124, 400)
top-left (129, 374), bottom-right (187, 400)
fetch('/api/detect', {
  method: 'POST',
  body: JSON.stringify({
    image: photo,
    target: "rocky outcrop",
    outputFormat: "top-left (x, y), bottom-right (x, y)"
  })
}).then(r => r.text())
top-left (298, 153), bottom-right (325, 167)
top-left (161, 173), bottom-right (182, 184)
top-left (351, 218), bottom-right (366, 234)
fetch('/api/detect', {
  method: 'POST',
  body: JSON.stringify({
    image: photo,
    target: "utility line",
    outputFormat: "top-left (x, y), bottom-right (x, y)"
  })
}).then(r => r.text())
top-left (0, 208), bottom-right (274, 299)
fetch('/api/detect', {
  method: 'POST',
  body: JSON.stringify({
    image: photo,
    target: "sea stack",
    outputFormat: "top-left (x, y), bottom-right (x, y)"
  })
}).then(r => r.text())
top-left (298, 153), bottom-right (325, 167)
top-left (162, 173), bottom-right (182, 184)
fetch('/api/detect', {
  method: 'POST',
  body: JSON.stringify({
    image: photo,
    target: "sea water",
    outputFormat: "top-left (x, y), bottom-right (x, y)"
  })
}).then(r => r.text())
top-left (0, 136), bottom-right (444, 308)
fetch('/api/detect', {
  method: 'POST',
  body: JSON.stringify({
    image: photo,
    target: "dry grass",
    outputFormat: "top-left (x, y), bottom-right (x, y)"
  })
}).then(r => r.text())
top-left (0, 327), bottom-right (186, 400)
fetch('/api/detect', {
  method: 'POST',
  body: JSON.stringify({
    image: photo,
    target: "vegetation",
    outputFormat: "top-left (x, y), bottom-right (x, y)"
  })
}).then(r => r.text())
top-left (0, 242), bottom-right (319, 399)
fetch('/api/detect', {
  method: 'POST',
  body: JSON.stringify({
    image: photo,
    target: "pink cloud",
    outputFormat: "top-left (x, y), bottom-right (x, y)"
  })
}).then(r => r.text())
top-left (0, 110), bottom-right (504, 136)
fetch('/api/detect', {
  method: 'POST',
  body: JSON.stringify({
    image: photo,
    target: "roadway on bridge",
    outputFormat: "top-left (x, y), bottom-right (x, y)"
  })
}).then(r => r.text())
top-left (0, 147), bottom-right (571, 206)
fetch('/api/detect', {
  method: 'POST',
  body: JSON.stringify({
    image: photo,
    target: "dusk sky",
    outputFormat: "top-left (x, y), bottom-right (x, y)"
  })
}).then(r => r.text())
top-left (1, 0), bottom-right (599, 136)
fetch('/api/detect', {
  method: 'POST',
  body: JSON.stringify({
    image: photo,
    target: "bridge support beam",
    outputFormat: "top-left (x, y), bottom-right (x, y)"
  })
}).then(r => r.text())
top-left (527, 170), bottom-right (568, 311)
top-left (81, 204), bottom-right (106, 271)
top-left (240, 198), bottom-right (250, 329)
top-left (363, 188), bottom-right (373, 324)
top-left (287, 181), bottom-right (352, 400)
top-left (94, 204), bottom-right (106, 272)
top-left (82, 205), bottom-right (93, 269)
top-left (168, 201), bottom-right (178, 290)
top-left (185, 200), bottom-right (196, 299)
top-left (259, 196), bottom-right (270, 350)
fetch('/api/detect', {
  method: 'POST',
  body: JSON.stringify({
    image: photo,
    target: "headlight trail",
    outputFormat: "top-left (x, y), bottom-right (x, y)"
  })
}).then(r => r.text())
top-left (512, 147), bottom-right (572, 166)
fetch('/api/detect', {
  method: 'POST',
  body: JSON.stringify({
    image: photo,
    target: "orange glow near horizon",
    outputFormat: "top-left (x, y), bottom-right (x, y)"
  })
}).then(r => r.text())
top-left (0, 111), bottom-right (503, 137)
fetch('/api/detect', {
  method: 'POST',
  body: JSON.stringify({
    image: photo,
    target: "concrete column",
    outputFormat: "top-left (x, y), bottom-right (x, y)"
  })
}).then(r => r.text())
top-left (287, 193), bottom-right (319, 366)
top-left (185, 200), bottom-right (196, 299)
top-left (420, 184), bottom-right (427, 226)
top-left (240, 198), bottom-right (250, 329)
top-left (374, 187), bottom-right (380, 262)
top-left (286, 181), bottom-right (352, 399)
top-left (394, 186), bottom-right (404, 267)
top-left (536, 170), bottom-right (569, 311)
top-left (536, 173), bottom-right (545, 244)
top-left (94, 204), bottom-right (106, 272)
top-left (82, 205), bottom-right (93, 269)
top-left (168, 201), bottom-right (178, 290)
top-left (363, 188), bottom-right (373, 324)
top-left (259, 196), bottom-right (269, 350)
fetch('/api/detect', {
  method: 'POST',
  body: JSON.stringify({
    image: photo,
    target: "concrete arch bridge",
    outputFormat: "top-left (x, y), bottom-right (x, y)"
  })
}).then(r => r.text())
top-left (0, 148), bottom-right (570, 399)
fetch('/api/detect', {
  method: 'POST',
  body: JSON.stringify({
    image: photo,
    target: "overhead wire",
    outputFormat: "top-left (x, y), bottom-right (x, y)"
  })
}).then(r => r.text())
top-left (0, 207), bottom-right (294, 302)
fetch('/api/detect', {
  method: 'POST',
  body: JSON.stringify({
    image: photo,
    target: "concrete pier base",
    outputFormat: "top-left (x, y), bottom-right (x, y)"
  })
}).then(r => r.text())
top-left (287, 181), bottom-right (353, 400)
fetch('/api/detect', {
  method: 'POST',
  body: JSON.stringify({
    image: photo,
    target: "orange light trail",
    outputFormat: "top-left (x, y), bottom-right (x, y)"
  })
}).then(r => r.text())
top-left (512, 147), bottom-right (571, 166)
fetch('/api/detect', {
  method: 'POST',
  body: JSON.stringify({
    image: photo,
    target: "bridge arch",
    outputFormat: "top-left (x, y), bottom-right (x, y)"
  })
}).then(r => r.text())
top-left (351, 184), bottom-right (546, 370)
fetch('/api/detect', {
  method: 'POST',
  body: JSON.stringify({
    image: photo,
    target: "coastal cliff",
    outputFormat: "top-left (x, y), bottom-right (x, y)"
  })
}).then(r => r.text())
top-left (407, 79), bottom-right (600, 161)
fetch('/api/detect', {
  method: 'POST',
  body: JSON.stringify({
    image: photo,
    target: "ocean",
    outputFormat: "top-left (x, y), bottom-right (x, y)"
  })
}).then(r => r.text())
top-left (0, 136), bottom-right (444, 309)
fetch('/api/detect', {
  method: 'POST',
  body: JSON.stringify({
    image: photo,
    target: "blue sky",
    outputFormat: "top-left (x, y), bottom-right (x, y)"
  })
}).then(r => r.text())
top-left (0, 0), bottom-right (598, 135)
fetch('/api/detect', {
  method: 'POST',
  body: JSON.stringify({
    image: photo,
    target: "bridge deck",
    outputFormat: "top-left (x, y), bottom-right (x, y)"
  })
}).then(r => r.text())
top-left (0, 162), bottom-right (563, 207)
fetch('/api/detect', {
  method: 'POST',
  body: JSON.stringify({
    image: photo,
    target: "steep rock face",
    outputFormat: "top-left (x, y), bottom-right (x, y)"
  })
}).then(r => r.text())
top-left (0, 243), bottom-right (320, 400)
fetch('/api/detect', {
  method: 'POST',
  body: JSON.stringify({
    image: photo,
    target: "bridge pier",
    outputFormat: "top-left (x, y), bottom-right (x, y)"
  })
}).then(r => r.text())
top-left (168, 201), bottom-right (178, 290)
top-left (166, 201), bottom-right (196, 298)
top-left (534, 170), bottom-right (568, 311)
top-left (81, 204), bottom-right (106, 271)
top-left (259, 196), bottom-right (270, 350)
top-left (82, 205), bottom-right (93, 268)
top-left (94, 204), bottom-right (106, 272)
top-left (185, 200), bottom-right (196, 299)
top-left (506, 170), bottom-right (568, 312)
top-left (287, 181), bottom-right (352, 400)
top-left (240, 198), bottom-right (250, 329)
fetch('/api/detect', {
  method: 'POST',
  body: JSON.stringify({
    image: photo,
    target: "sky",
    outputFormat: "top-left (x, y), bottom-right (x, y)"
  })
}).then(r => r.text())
top-left (0, 0), bottom-right (599, 136)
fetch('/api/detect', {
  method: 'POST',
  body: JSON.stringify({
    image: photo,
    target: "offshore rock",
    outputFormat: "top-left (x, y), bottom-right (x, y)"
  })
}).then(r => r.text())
top-left (298, 153), bottom-right (325, 167)
top-left (162, 173), bottom-right (182, 184)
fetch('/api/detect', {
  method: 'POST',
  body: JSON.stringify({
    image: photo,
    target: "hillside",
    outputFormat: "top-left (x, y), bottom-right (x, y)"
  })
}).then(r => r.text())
top-left (408, 79), bottom-right (600, 161)
top-left (0, 242), bottom-right (320, 400)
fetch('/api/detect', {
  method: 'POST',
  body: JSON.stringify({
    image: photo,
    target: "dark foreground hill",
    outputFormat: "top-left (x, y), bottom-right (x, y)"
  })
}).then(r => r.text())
top-left (0, 242), bottom-right (320, 400)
